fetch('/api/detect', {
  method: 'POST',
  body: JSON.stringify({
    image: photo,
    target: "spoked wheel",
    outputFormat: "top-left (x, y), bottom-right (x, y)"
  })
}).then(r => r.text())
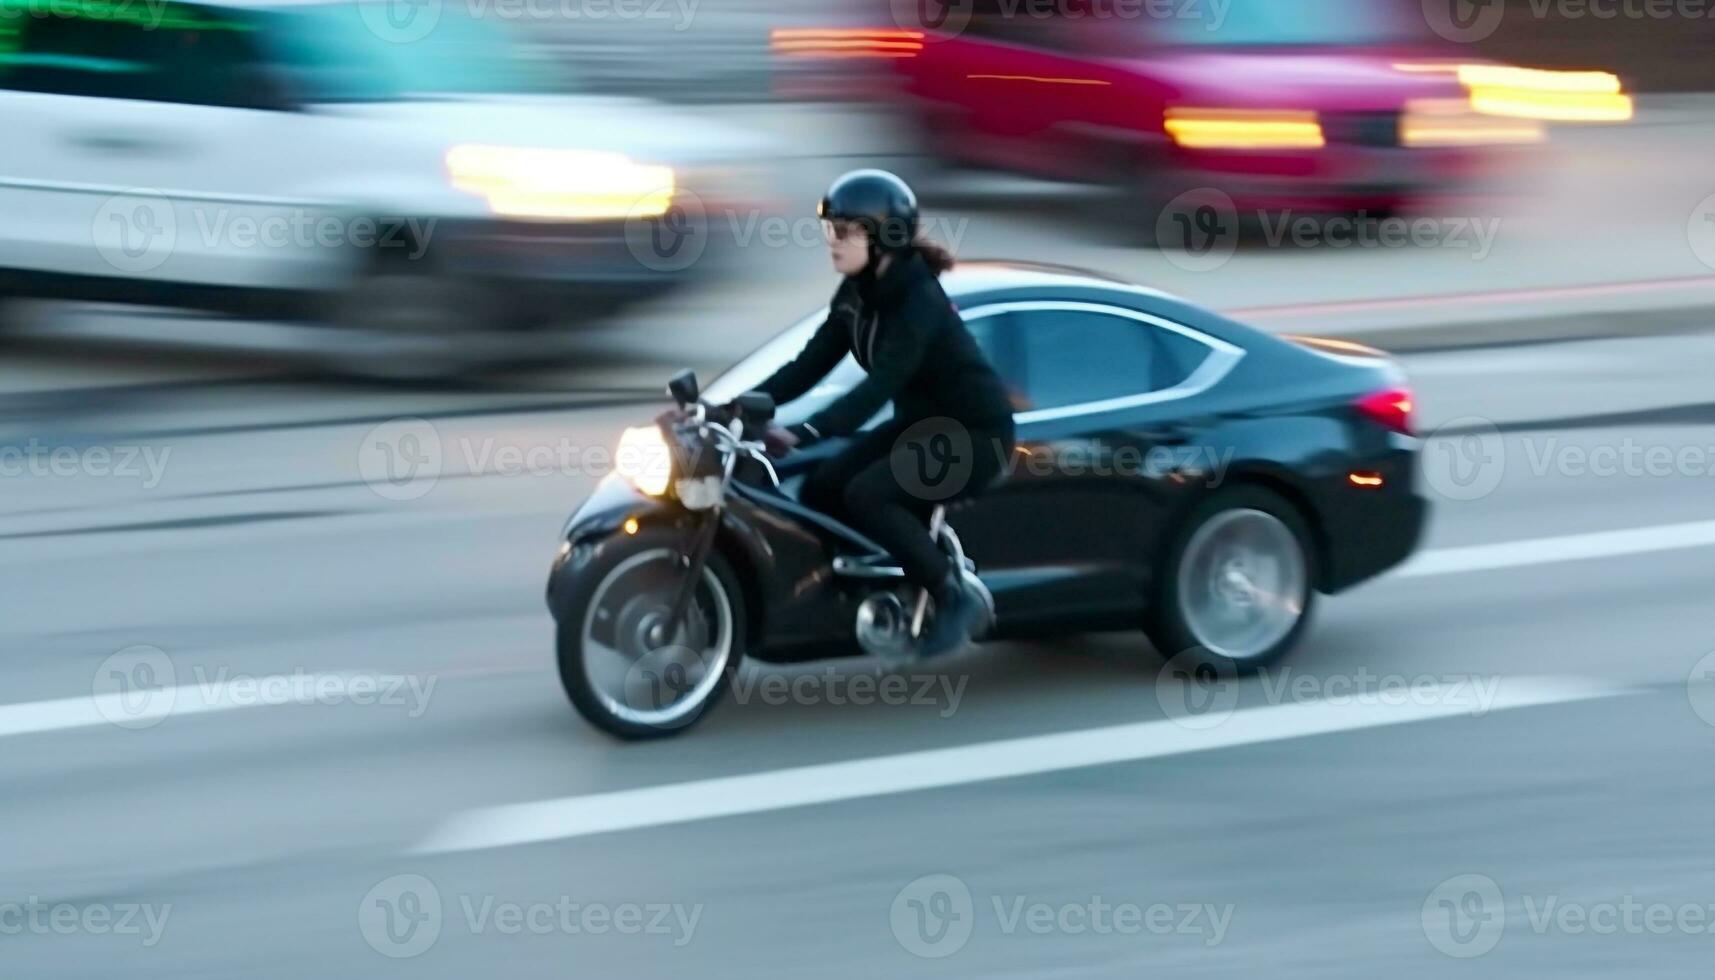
top-left (1149, 487), bottom-right (1316, 672)
top-left (557, 530), bottom-right (745, 740)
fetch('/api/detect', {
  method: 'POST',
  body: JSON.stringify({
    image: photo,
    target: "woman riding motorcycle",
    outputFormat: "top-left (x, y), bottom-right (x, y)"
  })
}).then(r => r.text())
top-left (750, 169), bottom-right (1017, 658)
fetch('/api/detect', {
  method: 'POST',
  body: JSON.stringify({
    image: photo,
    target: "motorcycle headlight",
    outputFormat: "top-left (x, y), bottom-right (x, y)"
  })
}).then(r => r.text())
top-left (615, 425), bottom-right (672, 497)
top-left (446, 145), bottom-right (675, 221)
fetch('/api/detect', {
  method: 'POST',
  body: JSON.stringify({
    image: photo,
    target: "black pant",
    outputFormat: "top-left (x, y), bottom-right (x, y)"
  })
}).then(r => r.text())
top-left (801, 417), bottom-right (1014, 590)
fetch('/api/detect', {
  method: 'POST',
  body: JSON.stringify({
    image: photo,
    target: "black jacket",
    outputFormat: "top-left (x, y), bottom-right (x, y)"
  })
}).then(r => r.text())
top-left (756, 251), bottom-right (1015, 442)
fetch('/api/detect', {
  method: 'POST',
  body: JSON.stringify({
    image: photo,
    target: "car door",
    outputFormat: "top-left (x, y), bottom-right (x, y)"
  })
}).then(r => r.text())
top-left (948, 300), bottom-right (1243, 627)
top-left (0, 2), bottom-right (331, 293)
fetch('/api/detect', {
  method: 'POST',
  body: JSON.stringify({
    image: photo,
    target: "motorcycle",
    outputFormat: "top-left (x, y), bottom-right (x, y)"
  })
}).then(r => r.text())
top-left (546, 370), bottom-right (993, 740)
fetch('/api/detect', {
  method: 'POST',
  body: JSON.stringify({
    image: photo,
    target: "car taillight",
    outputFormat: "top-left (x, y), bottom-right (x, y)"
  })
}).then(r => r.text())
top-left (1354, 386), bottom-right (1415, 435)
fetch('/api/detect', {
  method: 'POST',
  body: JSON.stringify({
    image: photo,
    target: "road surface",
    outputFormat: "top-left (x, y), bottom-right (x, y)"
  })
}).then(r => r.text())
top-left (4, 326), bottom-right (1715, 978)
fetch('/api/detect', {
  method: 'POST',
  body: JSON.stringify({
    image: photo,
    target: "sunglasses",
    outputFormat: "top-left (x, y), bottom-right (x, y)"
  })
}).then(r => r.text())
top-left (822, 219), bottom-right (868, 243)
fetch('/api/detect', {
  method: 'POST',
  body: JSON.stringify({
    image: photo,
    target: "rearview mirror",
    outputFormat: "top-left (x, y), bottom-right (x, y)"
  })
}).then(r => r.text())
top-left (667, 370), bottom-right (699, 407)
top-left (734, 391), bottom-right (775, 426)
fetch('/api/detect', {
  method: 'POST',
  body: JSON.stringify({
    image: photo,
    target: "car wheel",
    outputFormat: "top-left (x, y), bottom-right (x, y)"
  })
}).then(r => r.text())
top-left (1148, 486), bottom-right (1317, 672)
top-left (556, 527), bottom-right (746, 740)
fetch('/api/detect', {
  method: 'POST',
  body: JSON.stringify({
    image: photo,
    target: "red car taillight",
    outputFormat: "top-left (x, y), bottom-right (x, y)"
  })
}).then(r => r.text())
top-left (1354, 386), bottom-right (1415, 435)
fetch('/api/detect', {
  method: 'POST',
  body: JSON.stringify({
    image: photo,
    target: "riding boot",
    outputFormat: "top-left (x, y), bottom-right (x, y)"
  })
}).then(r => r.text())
top-left (918, 568), bottom-right (982, 659)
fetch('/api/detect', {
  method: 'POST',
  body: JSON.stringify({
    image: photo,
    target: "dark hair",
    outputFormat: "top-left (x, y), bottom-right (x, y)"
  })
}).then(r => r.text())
top-left (914, 235), bottom-right (956, 276)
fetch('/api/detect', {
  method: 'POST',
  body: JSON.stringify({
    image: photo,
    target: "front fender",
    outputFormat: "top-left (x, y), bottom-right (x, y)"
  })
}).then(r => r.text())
top-left (546, 475), bottom-right (781, 632)
top-left (547, 475), bottom-right (674, 617)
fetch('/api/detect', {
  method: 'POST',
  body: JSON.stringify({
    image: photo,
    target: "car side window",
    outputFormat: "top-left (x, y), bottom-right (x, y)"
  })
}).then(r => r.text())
top-left (960, 312), bottom-right (1031, 413)
top-left (0, 3), bottom-right (277, 109)
top-left (1011, 307), bottom-right (1212, 412)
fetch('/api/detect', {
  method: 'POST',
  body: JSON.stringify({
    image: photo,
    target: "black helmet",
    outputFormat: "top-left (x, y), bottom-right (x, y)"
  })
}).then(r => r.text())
top-left (818, 169), bottom-right (918, 254)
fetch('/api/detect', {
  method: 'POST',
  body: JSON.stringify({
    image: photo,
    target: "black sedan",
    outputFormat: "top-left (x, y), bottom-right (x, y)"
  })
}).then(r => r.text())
top-left (550, 261), bottom-right (1427, 736)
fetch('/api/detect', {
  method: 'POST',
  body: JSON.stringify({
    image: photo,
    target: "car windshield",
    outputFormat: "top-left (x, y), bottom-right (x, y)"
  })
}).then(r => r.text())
top-left (703, 309), bottom-right (870, 428)
top-left (1139, 0), bottom-right (1412, 46)
top-left (261, 1), bottom-right (573, 101)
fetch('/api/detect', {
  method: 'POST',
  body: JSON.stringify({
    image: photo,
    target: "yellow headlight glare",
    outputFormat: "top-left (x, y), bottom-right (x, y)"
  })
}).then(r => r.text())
top-left (446, 145), bottom-right (675, 221)
top-left (614, 425), bottom-right (673, 497)
top-left (1401, 98), bottom-right (1546, 147)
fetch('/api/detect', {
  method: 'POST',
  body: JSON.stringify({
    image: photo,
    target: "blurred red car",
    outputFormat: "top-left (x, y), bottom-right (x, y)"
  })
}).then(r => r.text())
top-left (878, 0), bottom-right (1544, 226)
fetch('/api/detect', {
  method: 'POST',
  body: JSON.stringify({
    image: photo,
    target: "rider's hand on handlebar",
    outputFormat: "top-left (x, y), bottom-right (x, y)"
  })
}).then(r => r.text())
top-left (762, 424), bottom-right (799, 458)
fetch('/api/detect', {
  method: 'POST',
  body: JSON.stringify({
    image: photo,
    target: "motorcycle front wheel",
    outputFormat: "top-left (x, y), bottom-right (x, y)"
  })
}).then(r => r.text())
top-left (556, 526), bottom-right (746, 740)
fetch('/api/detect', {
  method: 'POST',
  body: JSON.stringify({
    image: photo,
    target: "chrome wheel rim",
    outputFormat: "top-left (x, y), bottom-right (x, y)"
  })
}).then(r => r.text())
top-left (1176, 508), bottom-right (1306, 661)
top-left (581, 548), bottom-right (733, 729)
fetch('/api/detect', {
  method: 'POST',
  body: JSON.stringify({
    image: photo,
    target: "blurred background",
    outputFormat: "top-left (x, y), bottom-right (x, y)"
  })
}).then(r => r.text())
top-left (7, 0), bottom-right (1715, 977)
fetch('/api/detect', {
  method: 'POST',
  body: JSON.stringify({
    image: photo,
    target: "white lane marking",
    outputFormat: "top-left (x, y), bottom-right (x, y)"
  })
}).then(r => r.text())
top-left (1398, 518), bottom-right (1715, 577)
top-left (413, 677), bottom-right (1627, 855)
top-left (0, 672), bottom-right (372, 738)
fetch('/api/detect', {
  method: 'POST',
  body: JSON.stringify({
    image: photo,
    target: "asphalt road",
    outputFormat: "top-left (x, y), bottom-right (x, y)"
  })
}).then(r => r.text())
top-left (4, 325), bottom-right (1715, 978)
